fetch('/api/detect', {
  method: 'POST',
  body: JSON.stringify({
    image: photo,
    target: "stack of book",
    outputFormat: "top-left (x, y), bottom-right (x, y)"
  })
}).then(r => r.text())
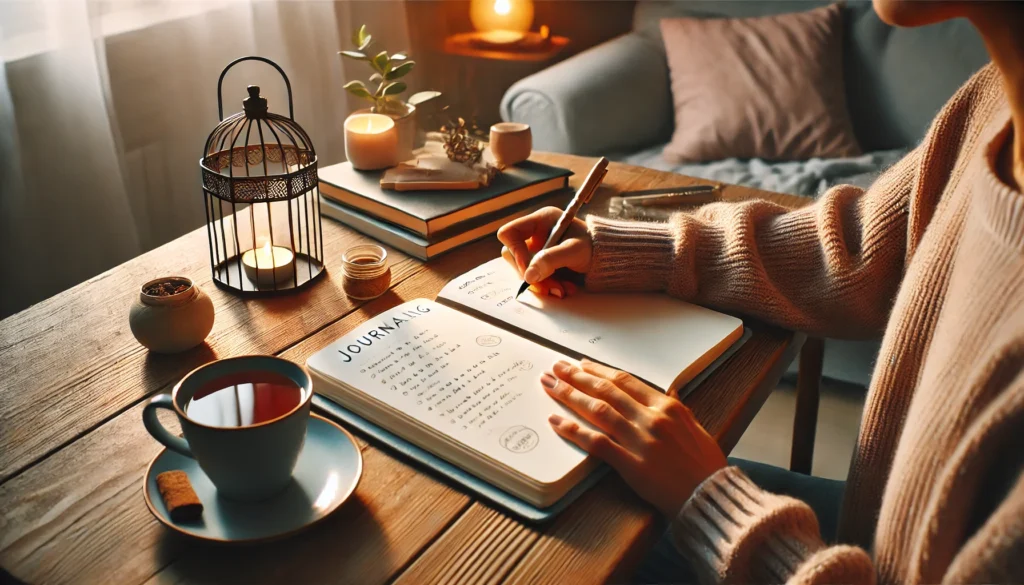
top-left (318, 159), bottom-right (573, 260)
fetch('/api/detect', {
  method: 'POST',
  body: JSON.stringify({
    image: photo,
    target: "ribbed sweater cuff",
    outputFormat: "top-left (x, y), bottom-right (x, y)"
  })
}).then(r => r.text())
top-left (584, 216), bottom-right (677, 292)
top-left (671, 466), bottom-right (826, 584)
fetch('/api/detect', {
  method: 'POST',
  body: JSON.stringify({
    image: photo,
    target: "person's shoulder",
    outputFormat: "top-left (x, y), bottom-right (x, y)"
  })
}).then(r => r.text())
top-left (965, 61), bottom-right (1001, 91)
top-left (916, 62), bottom-right (1007, 174)
top-left (942, 62), bottom-right (1006, 126)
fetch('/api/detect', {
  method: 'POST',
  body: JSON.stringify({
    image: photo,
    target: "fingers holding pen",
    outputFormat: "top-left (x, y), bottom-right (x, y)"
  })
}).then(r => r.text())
top-left (497, 207), bottom-right (565, 275)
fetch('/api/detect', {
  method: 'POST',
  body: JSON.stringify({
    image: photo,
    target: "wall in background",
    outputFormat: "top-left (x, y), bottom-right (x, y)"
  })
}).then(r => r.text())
top-left (405, 1), bottom-right (636, 130)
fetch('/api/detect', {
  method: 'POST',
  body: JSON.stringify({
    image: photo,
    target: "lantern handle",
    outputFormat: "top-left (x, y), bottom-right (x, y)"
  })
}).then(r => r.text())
top-left (217, 56), bottom-right (294, 121)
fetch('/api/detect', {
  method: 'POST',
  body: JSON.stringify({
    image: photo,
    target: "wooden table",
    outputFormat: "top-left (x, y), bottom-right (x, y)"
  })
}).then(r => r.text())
top-left (0, 153), bottom-right (809, 585)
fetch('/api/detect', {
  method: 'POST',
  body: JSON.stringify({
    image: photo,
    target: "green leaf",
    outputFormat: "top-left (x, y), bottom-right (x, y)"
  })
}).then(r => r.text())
top-left (391, 52), bottom-right (408, 61)
top-left (338, 50), bottom-right (367, 60)
top-left (343, 80), bottom-right (372, 99)
top-left (353, 25), bottom-right (370, 50)
top-left (381, 81), bottom-right (407, 96)
top-left (368, 72), bottom-right (383, 84)
top-left (371, 51), bottom-right (390, 73)
top-left (385, 61), bottom-right (415, 80)
top-left (408, 90), bottom-right (441, 106)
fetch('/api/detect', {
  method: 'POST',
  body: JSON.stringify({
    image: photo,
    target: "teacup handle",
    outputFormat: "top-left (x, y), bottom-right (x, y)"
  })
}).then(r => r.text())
top-left (142, 394), bottom-right (193, 457)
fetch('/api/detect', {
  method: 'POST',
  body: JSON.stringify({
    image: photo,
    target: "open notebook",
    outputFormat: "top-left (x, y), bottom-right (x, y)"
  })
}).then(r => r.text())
top-left (307, 258), bottom-right (743, 508)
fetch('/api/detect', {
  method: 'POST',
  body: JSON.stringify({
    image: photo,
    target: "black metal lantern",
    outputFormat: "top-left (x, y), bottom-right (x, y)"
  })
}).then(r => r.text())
top-left (200, 56), bottom-right (326, 295)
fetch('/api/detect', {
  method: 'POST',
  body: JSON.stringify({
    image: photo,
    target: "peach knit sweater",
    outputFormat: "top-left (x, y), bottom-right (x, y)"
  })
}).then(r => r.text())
top-left (585, 64), bottom-right (1024, 584)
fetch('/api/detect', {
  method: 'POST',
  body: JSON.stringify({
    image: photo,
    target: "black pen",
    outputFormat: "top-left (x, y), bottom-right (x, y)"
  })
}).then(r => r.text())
top-left (516, 157), bottom-right (609, 299)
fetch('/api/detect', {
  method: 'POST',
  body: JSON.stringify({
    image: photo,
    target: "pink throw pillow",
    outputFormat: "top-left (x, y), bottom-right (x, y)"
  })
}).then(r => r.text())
top-left (660, 4), bottom-right (861, 162)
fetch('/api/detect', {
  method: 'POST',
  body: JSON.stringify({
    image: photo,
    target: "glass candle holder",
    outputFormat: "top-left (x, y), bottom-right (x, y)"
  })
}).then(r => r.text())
top-left (341, 244), bottom-right (391, 300)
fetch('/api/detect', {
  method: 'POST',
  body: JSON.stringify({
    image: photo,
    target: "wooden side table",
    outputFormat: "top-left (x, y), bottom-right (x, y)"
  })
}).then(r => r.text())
top-left (443, 32), bottom-right (570, 62)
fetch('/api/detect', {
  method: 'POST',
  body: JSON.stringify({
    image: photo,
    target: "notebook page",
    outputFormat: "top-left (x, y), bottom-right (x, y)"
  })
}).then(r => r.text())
top-left (307, 300), bottom-right (588, 486)
top-left (437, 258), bottom-right (743, 391)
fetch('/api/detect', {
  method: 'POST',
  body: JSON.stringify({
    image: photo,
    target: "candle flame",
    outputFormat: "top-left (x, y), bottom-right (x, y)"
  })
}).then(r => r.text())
top-left (262, 241), bottom-right (272, 255)
top-left (494, 0), bottom-right (510, 16)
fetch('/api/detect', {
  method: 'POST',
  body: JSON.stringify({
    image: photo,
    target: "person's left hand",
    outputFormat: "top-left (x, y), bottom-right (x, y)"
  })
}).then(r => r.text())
top-left (542, 359), bottom-right (727, 517)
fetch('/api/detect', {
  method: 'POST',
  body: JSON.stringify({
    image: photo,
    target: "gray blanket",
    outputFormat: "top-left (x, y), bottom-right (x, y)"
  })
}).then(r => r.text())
top-left (612, 144), bottom-right (908, 197)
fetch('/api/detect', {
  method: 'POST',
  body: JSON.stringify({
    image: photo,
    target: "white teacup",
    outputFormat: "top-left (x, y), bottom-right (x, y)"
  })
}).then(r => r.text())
top-left (489, 122), bottom-right (532, 167)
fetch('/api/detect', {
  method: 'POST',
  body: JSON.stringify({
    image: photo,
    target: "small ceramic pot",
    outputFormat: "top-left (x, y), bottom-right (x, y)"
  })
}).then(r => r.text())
top-left (129, 276), bottom-right (215, 354)
top-left (489, 122), bottom-right (532, 167)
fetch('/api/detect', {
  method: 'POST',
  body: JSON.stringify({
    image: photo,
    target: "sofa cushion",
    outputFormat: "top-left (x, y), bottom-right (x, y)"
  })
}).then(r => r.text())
top-left (634, 0), bottom-right (989, 151)
top-left (660, 4), bottom-right (860, 162)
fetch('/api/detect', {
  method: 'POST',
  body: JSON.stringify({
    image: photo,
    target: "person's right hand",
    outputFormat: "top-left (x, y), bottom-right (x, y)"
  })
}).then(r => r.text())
top-left (496, 207), bottom-right (593, 298)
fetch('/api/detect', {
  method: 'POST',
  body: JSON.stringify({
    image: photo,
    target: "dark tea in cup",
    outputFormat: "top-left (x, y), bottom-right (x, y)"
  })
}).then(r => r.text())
top-left (185, 371), bottom-right (306, 428)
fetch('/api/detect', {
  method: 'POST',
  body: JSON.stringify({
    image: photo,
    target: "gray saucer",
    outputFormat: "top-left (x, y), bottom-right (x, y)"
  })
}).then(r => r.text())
top-left (143, 414), bottom-right (362, 543)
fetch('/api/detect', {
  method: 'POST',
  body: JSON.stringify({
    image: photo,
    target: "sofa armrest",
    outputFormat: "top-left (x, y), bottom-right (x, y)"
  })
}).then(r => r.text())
top-left (500, 33), bottom-right (672, 156)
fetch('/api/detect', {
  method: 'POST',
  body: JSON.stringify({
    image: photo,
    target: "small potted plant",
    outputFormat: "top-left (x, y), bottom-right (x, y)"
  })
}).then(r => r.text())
top-left (340, 25), bottom-right (440, 162)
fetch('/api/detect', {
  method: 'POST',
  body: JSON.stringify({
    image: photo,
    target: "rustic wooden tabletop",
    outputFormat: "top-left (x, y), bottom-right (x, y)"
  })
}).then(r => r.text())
top-left (0, 153), bottom-right (808, 585)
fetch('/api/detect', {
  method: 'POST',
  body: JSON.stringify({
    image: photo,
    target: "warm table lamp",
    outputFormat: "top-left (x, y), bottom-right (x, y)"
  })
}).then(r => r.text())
top-left (469, 0), bottom-right (534, 44)
top-left (446, 0), bottom-right (567, 59)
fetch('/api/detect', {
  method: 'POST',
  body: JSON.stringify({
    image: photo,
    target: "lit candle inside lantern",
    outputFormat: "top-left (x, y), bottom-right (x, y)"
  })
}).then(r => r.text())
top-left (241, 241), bottom-right (295, 287)
top-left (344, 113), bottom-right (398, 171)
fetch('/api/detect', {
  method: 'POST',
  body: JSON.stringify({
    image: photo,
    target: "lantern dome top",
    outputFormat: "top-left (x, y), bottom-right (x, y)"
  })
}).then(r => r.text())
top-left (199, 59), bottom-right (317, 204)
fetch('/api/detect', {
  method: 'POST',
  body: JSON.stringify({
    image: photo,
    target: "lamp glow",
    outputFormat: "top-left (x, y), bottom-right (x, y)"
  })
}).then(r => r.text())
top-left (470, 0), bottom-right (533, 36)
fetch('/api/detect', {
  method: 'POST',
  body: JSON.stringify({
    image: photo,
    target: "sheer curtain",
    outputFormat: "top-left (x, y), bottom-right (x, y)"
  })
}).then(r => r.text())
top-left (0, 0), bottom-right (408, 317)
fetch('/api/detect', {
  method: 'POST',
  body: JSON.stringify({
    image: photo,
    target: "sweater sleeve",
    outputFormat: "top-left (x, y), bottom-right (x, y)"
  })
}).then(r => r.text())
top-left (584, 151), bottom-right (917, 339)
top-left (583, 64), bottom-right (1006, 339)
top-left (671, 466), bottom-right (876, 585)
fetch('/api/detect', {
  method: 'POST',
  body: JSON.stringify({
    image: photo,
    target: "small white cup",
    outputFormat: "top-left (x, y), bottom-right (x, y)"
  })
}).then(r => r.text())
top-left (489, 122), bottom-right (532, 167)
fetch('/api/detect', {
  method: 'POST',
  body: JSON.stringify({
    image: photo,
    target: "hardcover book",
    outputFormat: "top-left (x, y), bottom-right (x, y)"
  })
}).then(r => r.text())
top-left (307, 258), bottom-right (744, 508)
top-left (319, 188), bottom-right (573, 260)
top-left (318, 160), bottom-right (571, 237)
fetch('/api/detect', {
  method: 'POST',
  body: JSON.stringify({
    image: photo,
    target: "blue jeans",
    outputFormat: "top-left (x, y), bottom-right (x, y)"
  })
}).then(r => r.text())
top-left (631, 458), bottom-right (846, 585)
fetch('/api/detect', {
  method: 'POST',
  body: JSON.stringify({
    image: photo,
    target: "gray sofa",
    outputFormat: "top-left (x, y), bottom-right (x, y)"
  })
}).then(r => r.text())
top-left (500, 0), bottom-right (990, 387)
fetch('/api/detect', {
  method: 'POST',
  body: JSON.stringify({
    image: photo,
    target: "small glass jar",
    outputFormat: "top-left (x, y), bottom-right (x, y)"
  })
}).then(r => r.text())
top-left (341, 244), bottom-right (392, 300)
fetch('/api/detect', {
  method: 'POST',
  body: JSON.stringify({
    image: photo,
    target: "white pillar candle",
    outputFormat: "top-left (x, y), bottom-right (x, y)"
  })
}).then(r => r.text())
top-left (344, 113), bottom-right (398, 170)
